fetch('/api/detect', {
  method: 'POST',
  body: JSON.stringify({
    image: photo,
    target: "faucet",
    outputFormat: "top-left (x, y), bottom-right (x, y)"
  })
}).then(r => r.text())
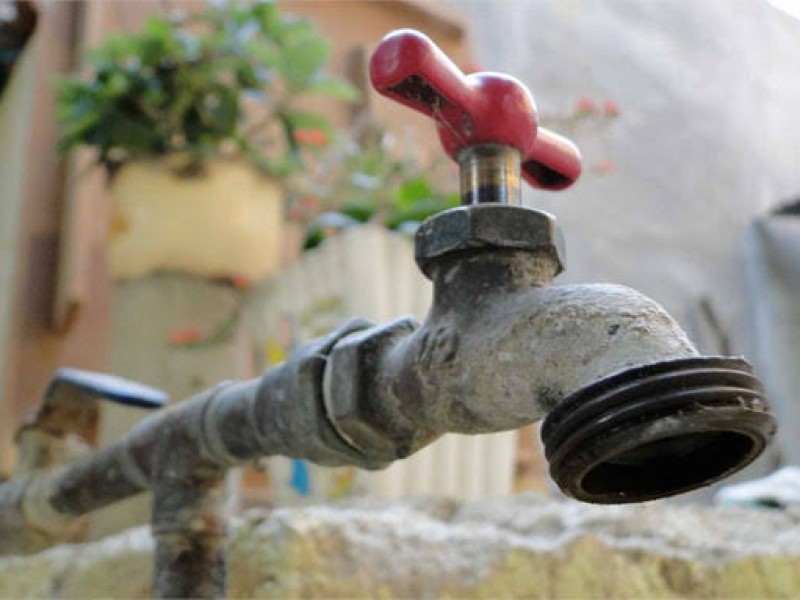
top-left (330, 29), bottom-right (776, 503)
top-left (0, 29), bottom-right (775, 598)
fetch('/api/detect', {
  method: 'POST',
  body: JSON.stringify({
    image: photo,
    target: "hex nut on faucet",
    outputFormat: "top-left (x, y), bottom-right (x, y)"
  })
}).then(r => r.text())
top-left (414, 204), bottom-right (566, 277)
top-left (323, 317), bottom-right (428, 462)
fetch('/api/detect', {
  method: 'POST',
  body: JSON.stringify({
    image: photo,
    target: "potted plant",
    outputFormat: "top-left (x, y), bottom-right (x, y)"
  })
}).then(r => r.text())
top-left (55, 0), bottom-right (356, 281)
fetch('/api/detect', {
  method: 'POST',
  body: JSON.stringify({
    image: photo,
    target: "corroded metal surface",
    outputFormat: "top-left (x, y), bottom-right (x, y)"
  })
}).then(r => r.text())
top-left (325, 243), bottom-right (700, 459)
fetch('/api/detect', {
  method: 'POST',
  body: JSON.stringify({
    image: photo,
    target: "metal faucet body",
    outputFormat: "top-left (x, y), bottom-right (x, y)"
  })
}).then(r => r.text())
top-left (360, 29), bottom-right (772, 503)
top-left (324, 239), bottom-right (698, 457)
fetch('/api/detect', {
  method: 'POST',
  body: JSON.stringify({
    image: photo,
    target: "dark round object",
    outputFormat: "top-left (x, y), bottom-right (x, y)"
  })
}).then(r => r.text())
top-left (541, 357), bottom-right (776, 504)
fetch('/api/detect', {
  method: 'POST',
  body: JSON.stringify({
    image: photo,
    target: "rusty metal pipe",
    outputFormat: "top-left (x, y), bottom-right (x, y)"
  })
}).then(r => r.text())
top-left (0, 218), bottom-right (775, 594)
top-left (1, 320), bottom-right (385, 596)
top-left (31, 321), bottom-right (376, 515)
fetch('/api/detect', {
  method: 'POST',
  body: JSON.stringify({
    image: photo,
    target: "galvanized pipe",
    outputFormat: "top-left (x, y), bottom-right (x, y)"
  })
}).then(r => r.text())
top-left (2, 320), bottom-right (383, 596)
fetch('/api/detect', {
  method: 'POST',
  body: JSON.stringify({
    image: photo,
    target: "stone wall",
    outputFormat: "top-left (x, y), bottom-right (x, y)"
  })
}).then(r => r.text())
top-left (1, 495), bottom-right (799, 598)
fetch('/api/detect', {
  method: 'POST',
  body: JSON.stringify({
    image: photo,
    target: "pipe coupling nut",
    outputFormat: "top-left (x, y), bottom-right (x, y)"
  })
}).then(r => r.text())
top-left (324, 317), bottom-right (424, 463)
top-left (414, 205), bottom-right (565, 277)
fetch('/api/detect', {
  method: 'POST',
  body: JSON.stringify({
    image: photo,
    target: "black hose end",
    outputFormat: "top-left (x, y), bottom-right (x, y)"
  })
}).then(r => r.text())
top-left (541, 357), bottom-right (776, 504)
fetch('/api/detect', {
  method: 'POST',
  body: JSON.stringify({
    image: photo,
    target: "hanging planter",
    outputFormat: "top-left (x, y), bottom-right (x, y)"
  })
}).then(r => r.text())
top-left (108, 158), bottom-right (284, 280)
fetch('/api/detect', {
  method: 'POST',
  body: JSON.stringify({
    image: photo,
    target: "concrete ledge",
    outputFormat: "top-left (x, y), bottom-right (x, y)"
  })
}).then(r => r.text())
top-left (1, 494), bottom-right (799, 598)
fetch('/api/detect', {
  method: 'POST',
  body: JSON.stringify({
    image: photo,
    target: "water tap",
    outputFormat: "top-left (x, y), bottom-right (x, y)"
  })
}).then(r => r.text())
top-left (0, 30), bottom-right (778, 597)
top-left (320, 30), bottom-right (776, 503)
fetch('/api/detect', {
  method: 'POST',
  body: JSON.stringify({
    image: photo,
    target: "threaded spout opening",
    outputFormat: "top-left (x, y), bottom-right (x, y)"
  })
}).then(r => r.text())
top-left (541, 356), bottom-right (776, 504)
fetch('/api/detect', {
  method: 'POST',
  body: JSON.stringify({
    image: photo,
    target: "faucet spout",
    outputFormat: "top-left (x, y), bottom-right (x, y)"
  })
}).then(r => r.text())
top-left (398, 280), bottom-right (702, 435)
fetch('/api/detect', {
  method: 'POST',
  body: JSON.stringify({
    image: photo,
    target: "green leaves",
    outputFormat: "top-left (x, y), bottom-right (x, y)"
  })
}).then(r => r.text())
top-left (282, 110), bottom-right (331, 136)
top-left (306, 78), bottom-right (359, 102)
top-left (251, 1), bottom-right (280, 35)
top-left (244, 39), bottom-right (280, 70)
top-left (293, 119), bottom-right (458, 252)
top-left (395, 177), bottom-right (433, 210)
top-left (385, 177), bottom-right (459, 230)
top-left (55, 0), bottom-right (355, 176)
top-left (276, 19), bottom-right (330, 89)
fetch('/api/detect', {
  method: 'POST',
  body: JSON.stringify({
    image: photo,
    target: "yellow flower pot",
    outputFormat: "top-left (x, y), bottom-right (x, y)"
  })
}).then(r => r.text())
top-left (108, 159), bottom-right (284, 281)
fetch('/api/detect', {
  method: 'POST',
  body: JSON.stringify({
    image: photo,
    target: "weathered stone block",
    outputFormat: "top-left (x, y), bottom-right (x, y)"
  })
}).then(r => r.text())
top-left (1, 494), bottom-right (799, 598)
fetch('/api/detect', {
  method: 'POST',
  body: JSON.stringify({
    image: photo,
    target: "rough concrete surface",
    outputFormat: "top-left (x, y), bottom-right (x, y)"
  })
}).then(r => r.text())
top-left (1, 494), bottom-right (799, 598)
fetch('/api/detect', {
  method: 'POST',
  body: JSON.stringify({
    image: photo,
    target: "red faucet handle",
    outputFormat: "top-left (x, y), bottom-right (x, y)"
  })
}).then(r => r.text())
top-left (368, 28), bottom-right (472, 122)
top-left (369, 29), bottom-right (581, 190)
top-left (524, 129), bottom-right (582, 190)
